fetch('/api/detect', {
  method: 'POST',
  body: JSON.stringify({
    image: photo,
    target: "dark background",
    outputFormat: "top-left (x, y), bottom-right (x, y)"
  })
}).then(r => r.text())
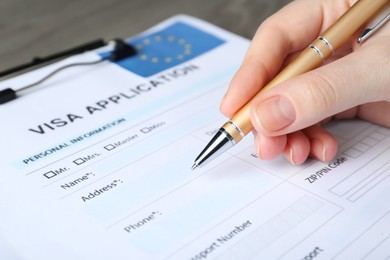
top-left (0, 0), bottom-right (290, 70)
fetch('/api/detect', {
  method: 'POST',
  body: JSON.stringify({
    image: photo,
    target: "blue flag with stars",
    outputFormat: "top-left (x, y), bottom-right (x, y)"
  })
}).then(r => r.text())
top-left (101, 22), bottom-right (225, 77)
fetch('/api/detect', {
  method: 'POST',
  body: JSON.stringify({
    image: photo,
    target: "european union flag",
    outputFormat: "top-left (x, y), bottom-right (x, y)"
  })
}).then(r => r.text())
top-left (102, 22), bottom-right (225, 77)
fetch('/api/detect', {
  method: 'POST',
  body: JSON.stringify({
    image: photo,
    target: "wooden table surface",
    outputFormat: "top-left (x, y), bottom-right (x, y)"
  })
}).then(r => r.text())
top-left (0, 0), bottom-right (290, 71)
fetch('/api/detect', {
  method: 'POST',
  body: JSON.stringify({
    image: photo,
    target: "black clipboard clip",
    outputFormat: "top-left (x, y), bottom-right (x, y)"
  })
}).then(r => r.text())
top-left (0, 38), bottom-right (137, 104)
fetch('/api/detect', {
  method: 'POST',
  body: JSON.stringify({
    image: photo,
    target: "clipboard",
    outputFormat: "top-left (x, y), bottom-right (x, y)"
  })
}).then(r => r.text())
top-left (0, 38), bottom-right (138, 104)
top-left (0, 14), bottom-right (390, 260)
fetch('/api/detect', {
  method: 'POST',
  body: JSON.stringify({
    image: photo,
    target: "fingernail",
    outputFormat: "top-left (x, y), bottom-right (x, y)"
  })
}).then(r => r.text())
top-left (253, 130), bottom-right (263, 160)
top-left (310, 138), bottom-right (326, 161)
top-left (289, 146), bottom-right (296, 165)
top-left (255, 96), bottom-right (296, 132)
top-left (257, 146), bottom-right (263, 160)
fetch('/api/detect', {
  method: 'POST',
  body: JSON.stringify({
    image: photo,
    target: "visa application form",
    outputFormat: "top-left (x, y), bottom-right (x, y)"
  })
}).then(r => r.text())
top-left (0, 15), bottom-right (389, 260)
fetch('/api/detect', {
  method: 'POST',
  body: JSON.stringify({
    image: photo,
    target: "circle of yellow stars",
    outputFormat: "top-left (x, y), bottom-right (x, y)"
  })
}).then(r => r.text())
top-left (136, 35), bottom-right (192, 63)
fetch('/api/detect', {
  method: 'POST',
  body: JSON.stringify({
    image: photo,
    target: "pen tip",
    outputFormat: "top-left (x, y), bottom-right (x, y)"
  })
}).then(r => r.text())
top-left (191, 163), bottom-right (198, 171)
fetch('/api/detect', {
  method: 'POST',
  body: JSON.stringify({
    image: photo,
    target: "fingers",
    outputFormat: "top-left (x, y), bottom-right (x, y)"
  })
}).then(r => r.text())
top-left (357, 101), bottom-right (390, 128)
top-left (221, 0), bottom-right (389, 166)
top-left (282, 131), bottom-right (310, 165)
top-left (220, 0), bottom-right (352, 117)
top-left (250, 46), bottom-right (390, 137)
top-left (253, 124), bottom-right (338, 165)
top-left (253, 130), bottom-right (286, 160)
top-left (302, 125), bottom-right (338, 162)
top-left (220, 0), bottom-right (325, 117)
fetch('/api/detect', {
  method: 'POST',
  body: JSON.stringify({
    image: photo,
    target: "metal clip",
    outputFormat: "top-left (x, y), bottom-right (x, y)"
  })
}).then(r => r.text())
top-left (358, 4), bottom-right (390, 44)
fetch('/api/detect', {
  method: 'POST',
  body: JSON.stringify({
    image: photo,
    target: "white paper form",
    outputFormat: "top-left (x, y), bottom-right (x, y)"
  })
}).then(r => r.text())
top-left (0, 15), bottom-right (389, 260)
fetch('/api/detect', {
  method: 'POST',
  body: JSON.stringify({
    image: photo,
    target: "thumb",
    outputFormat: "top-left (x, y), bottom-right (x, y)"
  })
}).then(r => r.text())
top-left (249, 51), bottom-right (386, 136)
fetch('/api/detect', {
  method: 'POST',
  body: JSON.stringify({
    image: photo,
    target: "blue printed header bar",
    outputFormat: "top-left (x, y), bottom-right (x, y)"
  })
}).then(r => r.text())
top-left (101, 22), bottom-right (225, 77)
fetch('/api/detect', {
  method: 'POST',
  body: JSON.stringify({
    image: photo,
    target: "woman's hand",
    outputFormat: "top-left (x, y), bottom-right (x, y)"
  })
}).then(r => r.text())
top-left (220, 0), bottom-right (390, 165)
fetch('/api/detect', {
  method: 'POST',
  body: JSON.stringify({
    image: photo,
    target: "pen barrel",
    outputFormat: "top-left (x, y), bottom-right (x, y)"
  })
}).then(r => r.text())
top-left (228, 0), bottom-right (389, 142)
top-left (229, 46), bottom-right (324, 139)
top-left (320, 0), bottom-right (389, 50)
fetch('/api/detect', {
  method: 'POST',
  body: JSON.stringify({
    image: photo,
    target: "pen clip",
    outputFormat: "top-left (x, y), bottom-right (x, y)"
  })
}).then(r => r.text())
top-left (358, 5), bottom-right (390, 44)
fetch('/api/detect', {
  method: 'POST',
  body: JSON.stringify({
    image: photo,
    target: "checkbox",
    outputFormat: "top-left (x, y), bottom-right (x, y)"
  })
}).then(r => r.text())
top-left (344, 148), bottom-right (362, 158)
top-left (73, 158), bottom-right (86, 165)
top-left (44, 171), bottom-right (56, 179)
top-left (104, 144), bottom-right (116, 151)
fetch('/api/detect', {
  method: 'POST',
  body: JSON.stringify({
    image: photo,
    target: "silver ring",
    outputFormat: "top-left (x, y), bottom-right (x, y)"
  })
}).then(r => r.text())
top-left (310, 45), bottom-right (325, 62)
top-left (319, 36), bottom-right (334, 53)
top-left (228, 121), bottom-right (245, 138)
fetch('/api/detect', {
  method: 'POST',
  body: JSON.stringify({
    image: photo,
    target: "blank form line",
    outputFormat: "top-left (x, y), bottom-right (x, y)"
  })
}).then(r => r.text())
top-left (332, 210), bottom-right (390, 259)
top-left (362, 234), bottom-right (390, 260)
top-left (329, 148), bottom-right (390, 197)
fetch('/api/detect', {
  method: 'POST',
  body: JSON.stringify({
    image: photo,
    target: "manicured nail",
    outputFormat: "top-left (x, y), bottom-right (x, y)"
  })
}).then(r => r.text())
top-left (255, 96), bottom-right (296, 132)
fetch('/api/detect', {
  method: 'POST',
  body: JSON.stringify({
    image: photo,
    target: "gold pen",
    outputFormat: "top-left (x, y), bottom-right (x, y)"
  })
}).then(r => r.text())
top-left (192, 0), bottom-right (390, 170)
